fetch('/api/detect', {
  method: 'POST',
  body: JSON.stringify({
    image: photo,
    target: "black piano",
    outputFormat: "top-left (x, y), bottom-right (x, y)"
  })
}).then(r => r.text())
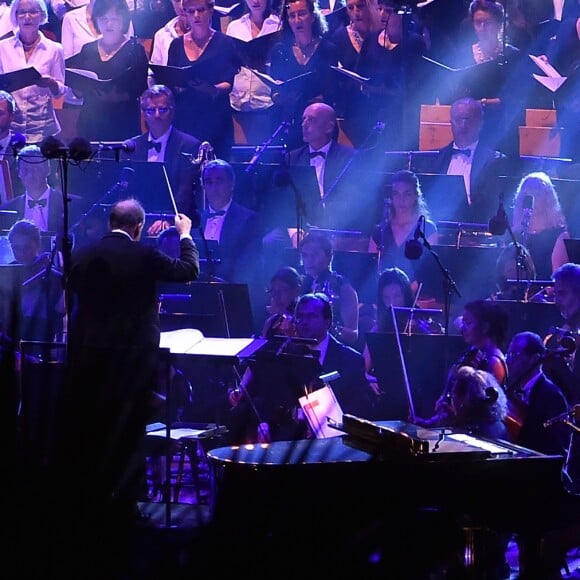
top-left (202, 417), bottom-right (577, 575)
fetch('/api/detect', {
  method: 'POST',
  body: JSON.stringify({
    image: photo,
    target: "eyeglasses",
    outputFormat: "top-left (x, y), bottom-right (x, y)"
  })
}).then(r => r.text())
top-left (506, 351), bottom-right (525, 359)
top-left (16, 9), bottom-right (41, 17)
top-left (143, 106), bottom-right (172, 116)
top-left (185, 7), bottom-right (208, 14)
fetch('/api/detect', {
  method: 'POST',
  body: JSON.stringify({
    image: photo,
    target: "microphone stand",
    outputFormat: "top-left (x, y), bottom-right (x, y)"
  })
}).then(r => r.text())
top-left (416, 229), bottom-right (461, 338)
top-left (323, 121), bottom-right (385, 208)
top-left (245, 119), bottom-right (290, 174)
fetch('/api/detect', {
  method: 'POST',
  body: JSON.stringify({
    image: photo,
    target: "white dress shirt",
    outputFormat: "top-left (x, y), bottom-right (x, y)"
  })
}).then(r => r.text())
top-left (203, 200), bottom-right (232, 242)
top-left (309, 141), bottom-right (332, 198)
top-left (446, 141), bottom-right (477, 205)
top-left (147, 127), bottom-right (172, 162)
top-left (24, 188), bottom-right (51, 231)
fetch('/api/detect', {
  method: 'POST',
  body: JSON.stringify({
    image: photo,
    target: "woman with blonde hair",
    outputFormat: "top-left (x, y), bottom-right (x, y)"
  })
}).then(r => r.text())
top-left (511, 170), bottom-right (570, 280)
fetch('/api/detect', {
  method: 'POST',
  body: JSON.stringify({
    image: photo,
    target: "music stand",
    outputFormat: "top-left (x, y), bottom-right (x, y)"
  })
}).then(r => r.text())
top-left (67, 158), bottom-right (176, 214)
top-left (382, 150), bottom-right (440, 174)
top-left (493, 299), bottom-right (559, 338)
top-left (159, 281), bottom-right (255, 338)
top-left (0, 263), bottom-right (22, 339)
top-left (416, 173), bottom-right (470, 223)
top-left (366, 332), bottom-right (465, 420)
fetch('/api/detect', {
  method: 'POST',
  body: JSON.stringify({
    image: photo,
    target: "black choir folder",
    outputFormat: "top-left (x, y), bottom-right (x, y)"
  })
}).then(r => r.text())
top-left (65, 68), bottom-right (115, 93)
top-left (0, 67), bottom-right (41, 92)
top-left (150, 57), bottom-right (222, 88)
top-left (230, 31), bottom-right (282, 70)
top-left (246, 68), bottom-right (313, 90)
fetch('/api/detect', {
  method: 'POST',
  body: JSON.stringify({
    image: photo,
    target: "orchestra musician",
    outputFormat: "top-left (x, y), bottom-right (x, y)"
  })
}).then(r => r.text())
top-left (544, 262), bottom-right (580, 405)
top-left (7, 218), bottom-right (65, 343)
top-left (414, 298), bottom-right (509, 429)
top-left (505, 331), bottom-right (570, 456)
top-left (299, 230), bottom-right (359, 346)
top-left (261, 265), bottom-right (302, 338)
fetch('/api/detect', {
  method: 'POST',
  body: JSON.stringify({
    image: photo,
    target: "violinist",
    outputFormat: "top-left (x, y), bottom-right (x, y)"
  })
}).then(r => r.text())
top-left (505, 331), bottom-right (570, 456)
top-left (7, 219), bottom-right (65, 343)
top-left (261, 266), bottom-right (302, 338)
top-left (544, 262), bottom-right (580, 404)
top-left (415, 298), bottom-right (509, 428)
top-left (300, 231), bottom-right (359, 346)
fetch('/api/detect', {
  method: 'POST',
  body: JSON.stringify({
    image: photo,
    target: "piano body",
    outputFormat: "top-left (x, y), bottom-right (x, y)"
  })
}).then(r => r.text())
top-left (203, 416), bottom-right (574, 575)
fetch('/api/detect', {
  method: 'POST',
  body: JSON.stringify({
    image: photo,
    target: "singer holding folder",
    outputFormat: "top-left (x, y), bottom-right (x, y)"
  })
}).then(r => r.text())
top-left (166, 0), bottom-right (239, 160)
top-left (67, 0), bottom-right (149, 141)
top-left (0, 0), bottom-right (65, 144)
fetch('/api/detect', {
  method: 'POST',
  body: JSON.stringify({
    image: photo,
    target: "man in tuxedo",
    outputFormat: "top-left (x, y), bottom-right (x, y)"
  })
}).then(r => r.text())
top-left (287, 102), bottom-right (361, 230)
top-left (430, 97), bottom-right (509, 224)
top-left (125, 85), bottom-right (202, 221)
top-left (227, 292), bottom-right (372, 444)
top-left (0, 144), bottom-right (84, 235)
top-left (56, 199), bottom-right (199, 573)
top-left (199, 158), bottom-right (263, 285)
top-left (506, 331), bottom-right (570, 456)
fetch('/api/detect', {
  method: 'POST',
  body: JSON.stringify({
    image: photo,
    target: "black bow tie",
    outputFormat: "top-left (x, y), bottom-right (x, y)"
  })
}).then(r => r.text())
top-left (28, 198), bottom-right (47, 209)
top-left (147, 140), bottom-right (161, 152)
top-left (206, 210), bottom-right (226, 219)
top-left (452, 148), bottom-right (471, 158)
top-left (309, 151), bottom-right (326, 159)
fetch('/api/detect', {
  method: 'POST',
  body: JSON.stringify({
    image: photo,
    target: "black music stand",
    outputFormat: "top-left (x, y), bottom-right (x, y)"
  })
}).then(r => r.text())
top-left (382, 150), bottom-right (440, 174)
top-left (494, 299), bottom-right (559, 338)
top-left (159, 281), bottom-right (255, 338)
top-left (366, 332), bottom-right (465, 420)
top-left (67, 158), bottom-right (175, 214)
top-left (0, 263), bottom-right (23, 340)
top-left (416, 173), bottom-right (470, 223)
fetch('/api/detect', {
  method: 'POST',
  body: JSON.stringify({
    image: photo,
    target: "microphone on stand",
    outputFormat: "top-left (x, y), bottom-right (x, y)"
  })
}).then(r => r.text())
top-left (521, 194), bottom-right (534, 243)
top-left (488, 192), bottom-right (508, 236)
top-left (404, 215), bottom-right (424, 260)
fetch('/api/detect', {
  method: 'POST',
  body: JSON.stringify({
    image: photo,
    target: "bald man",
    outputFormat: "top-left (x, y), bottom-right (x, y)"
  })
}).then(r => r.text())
top-left (286, 102), bottom-right (358, 229)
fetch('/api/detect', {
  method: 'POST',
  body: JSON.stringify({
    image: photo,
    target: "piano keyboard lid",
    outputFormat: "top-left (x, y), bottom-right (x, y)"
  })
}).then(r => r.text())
top-left (341, 414), bottom-right (517, 461)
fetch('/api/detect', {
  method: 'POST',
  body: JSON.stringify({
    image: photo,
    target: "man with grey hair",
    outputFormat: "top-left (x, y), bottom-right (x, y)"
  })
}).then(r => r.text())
top-left (124, 84), bottom-right (202, 220)
top-left (431, 96), bottom-right (508, 224)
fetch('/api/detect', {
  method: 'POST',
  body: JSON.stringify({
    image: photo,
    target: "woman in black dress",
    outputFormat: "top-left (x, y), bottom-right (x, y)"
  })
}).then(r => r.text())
top-left (269, 0), bottom-right (339, 149)
top-left (72, 0), bottom-right (149, 142)
top-left (167, 0), bottom-right (239, 160)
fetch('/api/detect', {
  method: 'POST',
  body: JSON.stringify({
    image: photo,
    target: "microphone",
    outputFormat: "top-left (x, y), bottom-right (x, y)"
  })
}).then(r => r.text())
top-left (488, 192), bottom-right (508, 236)
top-left (9, 133), bottom-right (26, 157)
top-left (68, 137), bottom-right (92, 162)
top-left (90, 139), bottom-right (136, 154)
top-left (522, 194), bottom-right (534, 232)
top-left (39, 135), bottom-right (67, 159)
top-left (543, 404), bottom-right (580, 428)
top-left (404, 215), bottom-right (424, 260)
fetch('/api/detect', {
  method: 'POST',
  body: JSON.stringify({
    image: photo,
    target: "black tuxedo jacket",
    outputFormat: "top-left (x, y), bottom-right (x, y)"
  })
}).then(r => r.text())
top-left (68, 231), bottom-right (199, 350)
top-left (127, 127), bottom-right (201, 219)
top-left (517, 372), bottom-right (570, 456)
top-left (431, 143), bottom-right (508, 224)
top-left (321, 334), bottom-right (373, 417)
top-left (288, 140), bottom-right (362, 229)
top-left (0, 187), bottom-right (86, 234)
top-left (200, 201), bottom-right (262, 284)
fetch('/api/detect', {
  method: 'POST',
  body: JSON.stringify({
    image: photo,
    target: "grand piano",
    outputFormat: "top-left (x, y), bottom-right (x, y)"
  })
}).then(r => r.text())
top-left (203, 416), bottom-right (577, 575)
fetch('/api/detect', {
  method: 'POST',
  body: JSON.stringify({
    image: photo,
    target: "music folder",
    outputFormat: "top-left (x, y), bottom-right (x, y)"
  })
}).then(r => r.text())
top-left (0, 67), bottom-right (42, 92)
top-left (230, 31), bottom-right (282, 70)
top-left (65, 68), bottom-right (115, 93)
top-left (150, 56), bottom-right (222, 88)
top-left (246, 68), bottom-right (312, 90)
top-left (159, 328), bottom-right (267, 359)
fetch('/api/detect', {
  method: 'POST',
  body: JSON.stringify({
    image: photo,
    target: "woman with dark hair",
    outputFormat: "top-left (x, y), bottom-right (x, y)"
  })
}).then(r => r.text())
top-left (268, 0), bottom-right (339, 149)
top-left (368, 169), bottom-right (437, 293)
top-left (261, 265), bottom-right (302, 337)
top-left (416, 298), bottom-right (509, 427)
top-left (71, 0), bottom-right (149, 141)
